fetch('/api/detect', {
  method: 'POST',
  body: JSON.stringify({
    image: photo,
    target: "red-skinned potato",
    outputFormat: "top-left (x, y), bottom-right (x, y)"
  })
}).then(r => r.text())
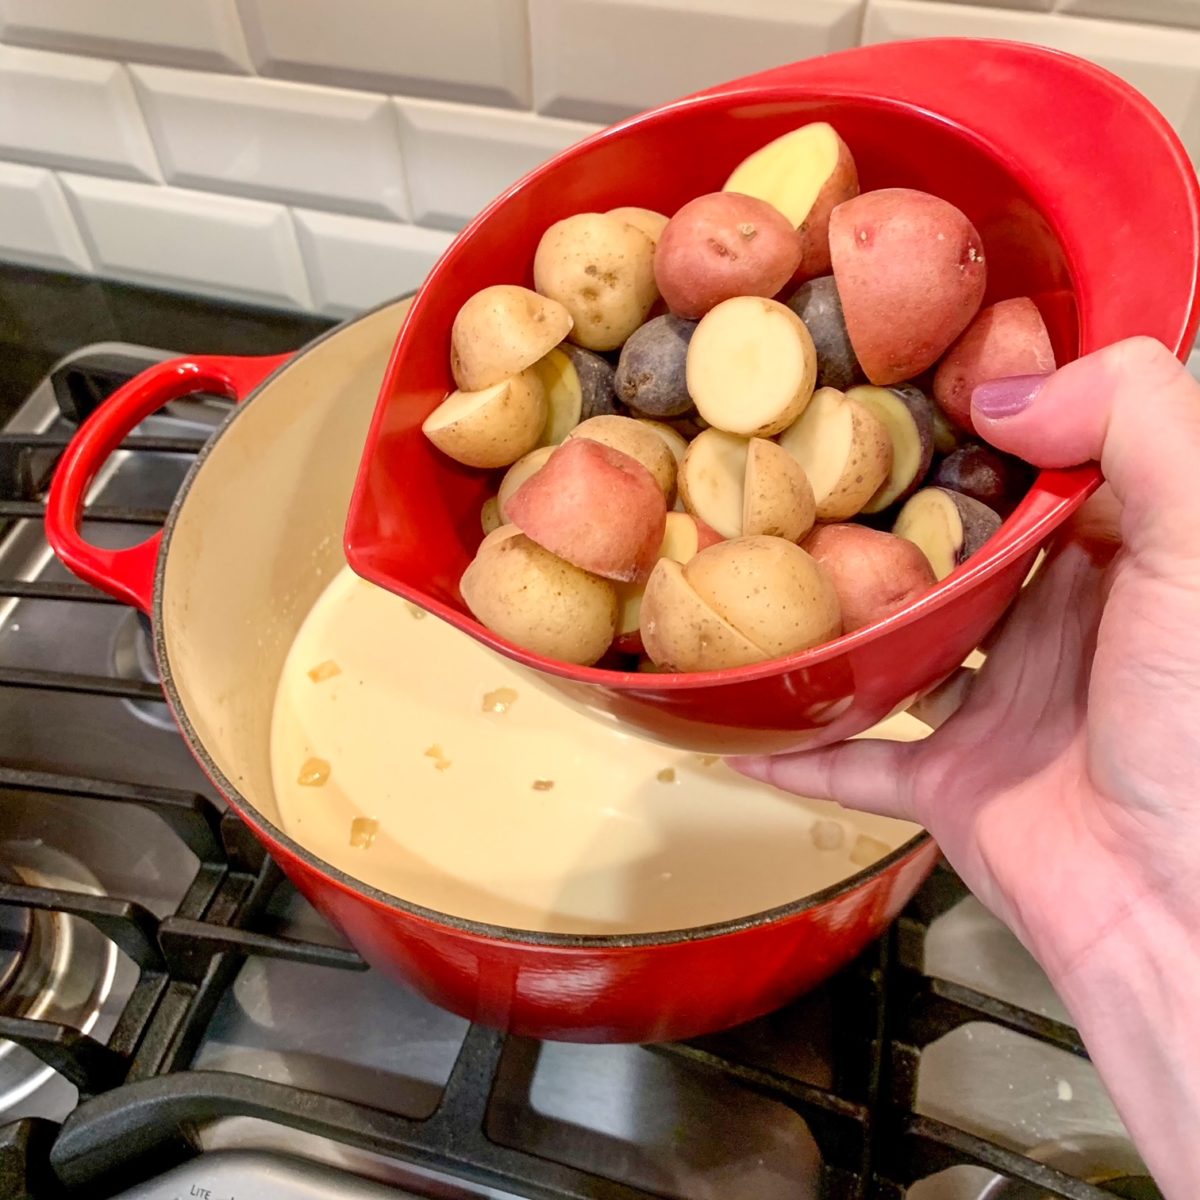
top-left (614, 511), bottom-right (722, 652)
top-left (802, 524), bottom-right (936, 633)
top-left (497, 445), bottom-right (555, 522)
top-left (723, 122), bottom-right (859, 281)
top-left (506, 437), bottom-right (667, 583)
top-left (830, 189), bottom-right (986, 385)
top-left (654, 193), bottom-right (802, 319)
top-left (932, 297), bottom-right (1056, 432)
top-left (567, 414), bottom-right (677, 501)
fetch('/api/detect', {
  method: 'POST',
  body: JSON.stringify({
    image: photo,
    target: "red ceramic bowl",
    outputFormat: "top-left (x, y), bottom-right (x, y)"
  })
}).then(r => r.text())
top-left (346, 39), bottom-right (1200, 756)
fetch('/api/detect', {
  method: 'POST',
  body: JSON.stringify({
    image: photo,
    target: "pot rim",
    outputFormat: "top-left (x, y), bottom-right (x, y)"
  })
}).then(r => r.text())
top-left (150, 293), bottom-right (933, 951)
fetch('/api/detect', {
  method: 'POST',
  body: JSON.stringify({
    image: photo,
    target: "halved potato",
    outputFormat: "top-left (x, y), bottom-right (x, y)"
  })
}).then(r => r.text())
top-left (723, 122), bottom-right (859, 280)
top-left (640, 558), bottom-right (766, 672)
top-left (567, 414), bottom-right (677, 501)
top-left (497, 445), bottom-right (555, 521)
top-left (742, 437), bottom-right (815, 541)
top-left (686, 296), bottom-right (817, 436)
top-left (778, 387), bottom-right (892, 521)
top-left (892, 487), bottom-right (1002, 580)
top-left (461, 532), bottom-right (617, 666)
top-left (847, 384), bottom-right (936, 514)
top-left (678, 429), bottom-right (749, 540)
top-left (684, 536), bottom-right (841, 658)
top-left (451, 285), bottom-right (573, 391)
top-left (422, 370), bottom-right (547, 468)
top-left (532, 347), bottom-right (583, 446)
top-left (480, 496), bottom-right (502, 534)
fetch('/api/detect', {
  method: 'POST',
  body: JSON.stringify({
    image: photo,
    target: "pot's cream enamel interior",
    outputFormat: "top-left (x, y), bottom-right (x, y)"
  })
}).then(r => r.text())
top-left (161, 296), bottom-right (923, 936)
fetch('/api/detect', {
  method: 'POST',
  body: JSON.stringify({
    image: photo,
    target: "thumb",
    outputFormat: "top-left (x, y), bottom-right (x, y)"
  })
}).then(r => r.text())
top-left (971, 337), bottom-right (1200, 555)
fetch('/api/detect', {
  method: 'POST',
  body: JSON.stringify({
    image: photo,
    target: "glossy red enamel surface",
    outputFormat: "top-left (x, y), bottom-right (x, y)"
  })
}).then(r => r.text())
top-left (346, 39), bottom-right (1200, 755)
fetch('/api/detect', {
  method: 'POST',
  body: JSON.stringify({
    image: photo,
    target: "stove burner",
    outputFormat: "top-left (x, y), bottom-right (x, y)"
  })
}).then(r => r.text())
top-left (0, 843), bottom-right (118, 1111)
top-left (975, 1134), bottom-right (1162, 1200)
top-left (109, 609), bottom-right (174, 731)
top-left (0, 865), bottom-right (34, 1000)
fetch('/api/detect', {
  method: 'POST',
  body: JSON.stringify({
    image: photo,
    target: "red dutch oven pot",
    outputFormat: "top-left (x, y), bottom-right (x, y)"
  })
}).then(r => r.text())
top-left (46, 42), bottom-right (1199, 1043)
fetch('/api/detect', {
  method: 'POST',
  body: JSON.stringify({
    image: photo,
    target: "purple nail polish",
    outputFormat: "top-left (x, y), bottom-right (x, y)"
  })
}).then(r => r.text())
top-left (972, 373), bottom-right (1050, 419)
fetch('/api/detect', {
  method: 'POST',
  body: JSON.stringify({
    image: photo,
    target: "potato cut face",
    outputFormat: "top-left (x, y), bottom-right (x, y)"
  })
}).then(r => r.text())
top-left (422, 379), bottom-right (509, 432)
top-left (778, 387), bottom-right (854, 504)
top-left (687, 297), bottom-right (816, 437)
top-left (893, 488), bottom-right (962, 580)
top-left (723, 123), bottom-right (843, 226)
top-left (850, 385), bottom-right (932, 514)
top-left (678, 429), bottom-right (750, 539)
top-left (534, 347), bottom-right (583, 446)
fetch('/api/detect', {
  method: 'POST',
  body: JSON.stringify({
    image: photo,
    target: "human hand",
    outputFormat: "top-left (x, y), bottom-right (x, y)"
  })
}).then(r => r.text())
top-left (733, 337), bottom-right (1200, 1197)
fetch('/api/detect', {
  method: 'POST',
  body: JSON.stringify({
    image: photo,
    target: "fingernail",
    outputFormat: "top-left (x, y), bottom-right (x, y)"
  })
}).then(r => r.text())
top-left (972, 373), bottom-right (1050, 420)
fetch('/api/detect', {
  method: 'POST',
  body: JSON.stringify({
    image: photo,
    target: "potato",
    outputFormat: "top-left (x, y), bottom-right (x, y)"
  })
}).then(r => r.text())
top-left (678, 430), bottom-right (813, 542)
top-left (785, 275), bottom-right (862, 391)
top-left (931, 404), bottom-right (963, 456)
top-left (608, 206), bottom-right (669, 246)
top-left (723, 122), bottom-right (859, 280)
top-left (687, 296), bottom-right (817, 436)
top-left (480, 496), bottom-right (502, 535)
top-left (743, 437), bottom-right (815, 541)
top-left (640, 558), bottom-right (766, 672)
top-left (479, 522), bottom-right (522, 552)
top-left (460, 532), bottom-right (617, 666)
top-left (847, 383), bottom-right (936, 514)
top-left (506, 437), bottom-right (667, 583)
top-left (802, 524), bottom-right (936, 632)
top-left (893, 487), bottom-right (1002, 581)
top-left (829, 189), bottom-right (986, 386)
top-left (531, 347), bottom-right (582, 446)
top-left (614, 511), bottom-right (722, 649)
top-left (932, 442), bottom-right (1031, 517)
top-left (421, 369), bottom-right (547, 469)
top-left (778, 387), bottom-right (892, 521)
top-left (561, 343), bottom-right (622, 420)
top-left (567, 414), bottom-right (677, 501)
top-left (638, 419), bottom-right (689, 467)
top-left (533, 213), bottom-right (658, 351)
top-left (614, 314), bottom-right (696, 417)
top-left (451, 285), bottom-right (573, 391)
top-left (932, 297), bottom-right (1056, 432)
top-left (684, 536), bottom-right (841, 658)
top-left (497, 445), bottom-right (555, 521)
top-left (655, 193), bottom-right (802, 319)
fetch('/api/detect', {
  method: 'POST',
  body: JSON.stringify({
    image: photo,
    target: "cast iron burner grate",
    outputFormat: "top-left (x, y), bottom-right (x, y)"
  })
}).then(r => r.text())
top-left (0, 347), bottom-right (1133, 1200)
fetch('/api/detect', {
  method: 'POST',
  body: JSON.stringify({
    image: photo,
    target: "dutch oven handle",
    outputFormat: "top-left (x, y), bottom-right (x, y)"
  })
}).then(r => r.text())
top-left (45, 354), bottom-right (290, 614)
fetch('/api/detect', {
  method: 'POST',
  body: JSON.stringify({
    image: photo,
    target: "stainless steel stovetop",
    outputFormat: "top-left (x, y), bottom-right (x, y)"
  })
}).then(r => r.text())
top-left (2, 304), bottom-right (1187, 1200)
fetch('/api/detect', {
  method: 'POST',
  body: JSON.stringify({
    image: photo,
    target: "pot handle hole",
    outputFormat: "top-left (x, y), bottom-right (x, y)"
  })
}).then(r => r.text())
top-left (45, 354), bottom-right (290, 614)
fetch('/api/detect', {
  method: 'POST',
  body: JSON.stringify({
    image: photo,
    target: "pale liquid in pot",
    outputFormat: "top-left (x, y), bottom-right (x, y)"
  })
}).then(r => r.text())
top-left (270, 566), bottom-right (924, 935)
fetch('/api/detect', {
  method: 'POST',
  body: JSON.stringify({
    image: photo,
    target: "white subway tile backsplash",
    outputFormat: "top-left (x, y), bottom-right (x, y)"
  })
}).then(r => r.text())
top-left (61, 174), bottom-right (311, 309)
top-left (393, 99), bottom-right (598, 231)
top-left (294, 209), bottom-right (453, 317)
top-left (0, 45), bottom-right (160, 181)
top-left (0, 0), bottom-right (253, 73)
top-left (0, 161), bottom-right (91, 272)
top-left (131, 67), bottom-right (409, 220)
top-left (1056, 0), bottom-right (1200, 31)
top-left (863, 2), bottom-right (1200, 163)
top-left (237, 0), bottom-right (532, 108)
top-left (530, 0), bottom-right (864, 123)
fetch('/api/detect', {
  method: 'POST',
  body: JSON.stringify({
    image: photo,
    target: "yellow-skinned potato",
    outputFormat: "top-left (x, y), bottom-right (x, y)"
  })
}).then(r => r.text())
top-left (683, 536), bottom-right (841, 658)
top-left (532, 347), bottom-right (583, 446)
top-left (480, 496), bottom-right (502, 534)
top-left (533, 213), bottom-right (658, 351)
top-left (460, 532), bottom-right (618, 666)
top-left (778, 387), bottom-right (892, 521)
top-left (421, 369), bottom-right (547, 469)
top-left (640, 558), bottom-right (766, 672)
top-left (567, 414), bottom-right (677, 502)
top-left (497, 445), bottom-right (555, 521)
top-left (607, 206), bottom-right (669, 247)
top-left (451, 285), bottom-right (573, 391)
top-left (742, 437), bottom-right (815, 542)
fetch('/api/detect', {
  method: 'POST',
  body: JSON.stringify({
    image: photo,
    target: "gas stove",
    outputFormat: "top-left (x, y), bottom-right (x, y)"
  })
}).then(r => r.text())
top-left (0, 265), bottom-right (1171, 1200)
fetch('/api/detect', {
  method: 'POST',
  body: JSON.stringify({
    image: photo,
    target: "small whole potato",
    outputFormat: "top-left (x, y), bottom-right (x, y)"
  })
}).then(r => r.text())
top-left (608, 206), bottom-right (670, 246)
top-left (533, 213), bottom-right (658, 351)
top-left (460, 532), bottom-right (617, 666)
top-left (655, 192), bottom-right (802, 319)
top-left (451, 285), bottom-right (573, 391)
top-left (684, 536), bottom-right (842, 658)
top-left (614, 314), bottom-right (696, 418)
top-left (931, 442), bottom-right (1031, 517)
top-left (786, 275), bottom-right (863, 391)
top-left (802, 524), bottom-right (936, 632)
